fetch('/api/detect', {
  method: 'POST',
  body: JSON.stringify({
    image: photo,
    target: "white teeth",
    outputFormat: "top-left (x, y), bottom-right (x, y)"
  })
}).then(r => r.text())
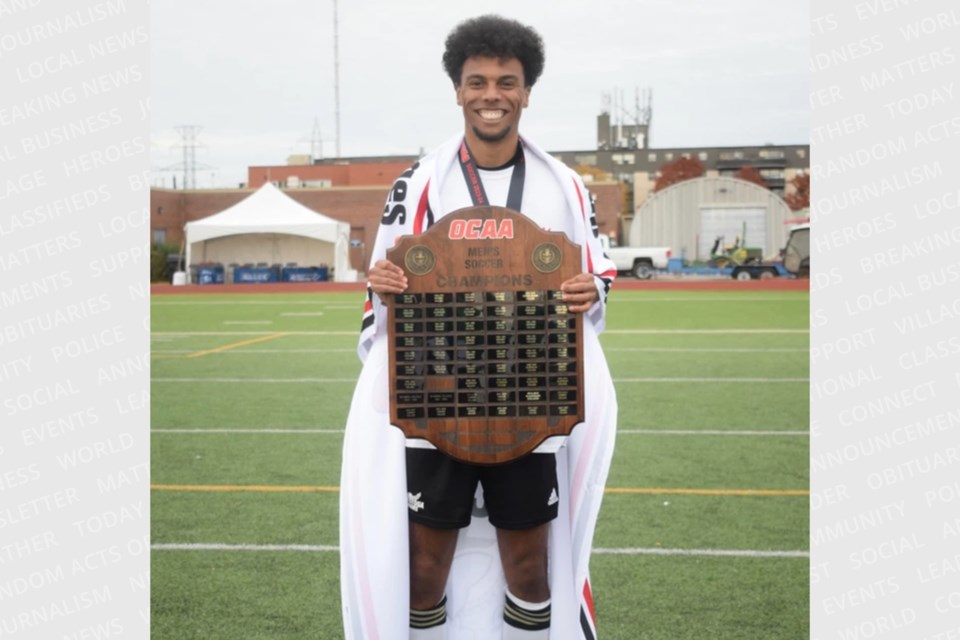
top-left (479, 110), bottom-right (504, 120)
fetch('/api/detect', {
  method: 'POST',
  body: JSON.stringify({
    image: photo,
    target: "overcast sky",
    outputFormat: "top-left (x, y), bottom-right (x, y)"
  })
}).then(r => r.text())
top-left (150, 0), bottom-right (809, 188)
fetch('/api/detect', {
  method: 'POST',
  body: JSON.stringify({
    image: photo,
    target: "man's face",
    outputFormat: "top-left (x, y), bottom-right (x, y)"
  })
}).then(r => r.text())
top-left (456, 56), bottom-right (529, 144)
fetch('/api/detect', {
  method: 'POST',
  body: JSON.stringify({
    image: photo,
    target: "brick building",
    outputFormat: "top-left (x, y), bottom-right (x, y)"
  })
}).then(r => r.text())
top-left (151, 112), bottom-right (805, 269)
top-left (150, 179), bottom-right (624, 275)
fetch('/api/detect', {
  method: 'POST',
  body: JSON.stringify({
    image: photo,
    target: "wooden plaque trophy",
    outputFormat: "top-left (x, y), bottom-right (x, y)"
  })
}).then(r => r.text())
top-left (386, 206), bottom-right (584, 465)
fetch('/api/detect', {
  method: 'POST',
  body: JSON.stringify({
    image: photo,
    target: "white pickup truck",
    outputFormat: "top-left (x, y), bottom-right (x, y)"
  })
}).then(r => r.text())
top-left (598, 234), bottom-right (671, 279)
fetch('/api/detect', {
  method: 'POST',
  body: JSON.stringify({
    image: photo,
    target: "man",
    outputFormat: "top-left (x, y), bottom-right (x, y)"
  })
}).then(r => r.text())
top-left (340, 15), bottom-right (618, 639)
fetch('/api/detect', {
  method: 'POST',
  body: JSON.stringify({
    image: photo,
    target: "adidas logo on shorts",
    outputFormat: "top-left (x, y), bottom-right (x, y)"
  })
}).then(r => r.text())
top-left (408, 492), bottom-right (424, 512)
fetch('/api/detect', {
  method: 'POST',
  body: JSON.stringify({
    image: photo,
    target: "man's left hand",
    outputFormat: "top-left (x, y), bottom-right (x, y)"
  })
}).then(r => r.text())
top-left (560, 273), bottom-right (599, 313)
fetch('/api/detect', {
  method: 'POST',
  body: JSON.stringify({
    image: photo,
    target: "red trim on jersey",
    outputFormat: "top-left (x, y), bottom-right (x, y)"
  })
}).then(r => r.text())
top-left (571, 178), bottom-right (595, 273)
top-left (599, 269), bottom-right (617, 279)
top-left (583, 579), bottom-right (596, 624)
top-left (413, 179), bottom-right (431, 235)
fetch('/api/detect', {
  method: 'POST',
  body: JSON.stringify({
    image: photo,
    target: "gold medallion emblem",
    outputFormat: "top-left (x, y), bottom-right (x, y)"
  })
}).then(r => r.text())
top-left (404, 245), bottom-right (435, 275)
top-left (532, 243), bottom-right (561, 273)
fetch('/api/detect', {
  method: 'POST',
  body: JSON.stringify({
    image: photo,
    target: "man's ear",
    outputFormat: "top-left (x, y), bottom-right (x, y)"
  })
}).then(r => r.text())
top-left (455, 84), bottom-right (463, 106)
top-left (522, 87), bottom-right (531, 108)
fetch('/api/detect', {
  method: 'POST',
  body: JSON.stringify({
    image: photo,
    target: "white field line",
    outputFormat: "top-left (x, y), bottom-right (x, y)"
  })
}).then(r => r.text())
top-left (607, 348), bottom-right (807, 353)
top-left (152, 429), bottom-right (345, 434)
top-left (153, 377), bottom-right (357, 383)
top-left (152, 301), bottom-right (329, 306)
top-left (150, 542), bottom-right (807, 558)
top-left (151, 329), bottom-right (805, 337)
top-left (151, 376), bottom-right (807, 384)
top-left (280, 312), bottom-right (326, 317)
top-left (593, 547), bottom-right (808, 558)
top-left (150, 298), bottom-right (801, 305)
top-left (614, 297), bottom-right (807, 302)
top-left (152, 349), bottom-right (356, 354)
top-left (153, 331), bottom-right (357, 336)
top-left (615, 377), bottom-right (808, 383)
top-left (605, 329), bottom-right (807, 334)
top-left (150, 347), bottom-right (803, 355)
top-left (151, 428), bottom-right (807, 436)
top-left (619, 429), bottom-right (808, 436)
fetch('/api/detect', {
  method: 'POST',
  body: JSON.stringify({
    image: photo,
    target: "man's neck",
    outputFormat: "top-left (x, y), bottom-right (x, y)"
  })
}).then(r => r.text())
top-left (464, 132), bottom-right (520, 168)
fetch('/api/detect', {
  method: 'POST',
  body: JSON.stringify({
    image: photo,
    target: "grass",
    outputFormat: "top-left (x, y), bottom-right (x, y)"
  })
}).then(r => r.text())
top-left (151, 288), bottom-right (809, 639)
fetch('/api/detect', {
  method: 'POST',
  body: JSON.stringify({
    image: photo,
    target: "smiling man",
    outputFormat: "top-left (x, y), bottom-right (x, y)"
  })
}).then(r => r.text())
top-left (340, 15), bottom-right (619, 640)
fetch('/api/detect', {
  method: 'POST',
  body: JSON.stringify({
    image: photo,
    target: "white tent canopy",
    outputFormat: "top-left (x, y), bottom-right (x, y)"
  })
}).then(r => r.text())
top-left (184, 182), bottom-right (357, 282)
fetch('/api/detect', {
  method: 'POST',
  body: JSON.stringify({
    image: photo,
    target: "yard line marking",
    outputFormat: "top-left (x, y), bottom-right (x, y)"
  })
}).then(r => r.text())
top-left (152, 348), bottom-right (355, 354)
top-left (185, 333), bottom-right (289, 359)
top-left (605, 329), bottom-right (807, 334)
top-left (605, 488), bottom-right (808, 496)
top-left (614, 297), bottom-right (806, 302)
top-left (152, 429), bottom-right (344, 434)
top-left (152, 329), bottom-right (808, 337)
top-left (152, 484), bottom-right (340, 493)
top-left (151, 376), bottom-right (801, 384)
top-left (606, 348), bottom-right (807, 353)
top-left (280, 312), bottom-right (326, 317)
top-left (153, 377), bottom-right (357, 383)
top-left (153, 543), bottom-right (340, 552)
top-left (619, 429), bottom-right (808, 436)
top-left (150, 329), bottom-right (807, 337)
top-left (223, 320), bottom-right (274, 325)
top-left (150, 484), bottom-right (807, 496)
top-left (615, 377), bottom-right (808, 383)
top-left (152, 301), bottom-right (329, 306)
top-left (153, 331), bottom-right (357, 336)
top-left (150, 543), bottom-right (808, 558)
top-left (592, 547), bottom-right (809, 558)
top-left (150, 428), bottom-right (807, 436)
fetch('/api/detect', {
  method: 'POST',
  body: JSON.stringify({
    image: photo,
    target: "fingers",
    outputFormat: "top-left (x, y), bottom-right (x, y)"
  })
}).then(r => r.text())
top-left (369, 260), bottom-right (408, 298)
top-left (560, 273), bottom-right (598, 313)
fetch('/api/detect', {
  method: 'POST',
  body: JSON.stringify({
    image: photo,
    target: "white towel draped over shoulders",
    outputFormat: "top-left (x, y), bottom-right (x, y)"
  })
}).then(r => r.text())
top-left (340, 133), bottom-right (618, 639)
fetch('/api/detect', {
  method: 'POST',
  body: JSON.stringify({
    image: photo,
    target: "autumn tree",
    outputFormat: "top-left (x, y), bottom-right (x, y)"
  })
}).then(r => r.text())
top-left (653, 157), bottom-right (705, 192)
top-left (734, 165), bottom-right (767, 188)
top-left (784, 172), bottom-right (810, 211)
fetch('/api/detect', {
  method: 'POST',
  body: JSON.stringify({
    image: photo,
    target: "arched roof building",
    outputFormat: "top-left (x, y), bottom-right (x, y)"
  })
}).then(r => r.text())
top-left (629, 176), bottom-right (794, 261)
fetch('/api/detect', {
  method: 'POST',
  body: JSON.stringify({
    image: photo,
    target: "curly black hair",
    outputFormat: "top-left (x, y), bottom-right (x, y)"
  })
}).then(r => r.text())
top-left (442, 15), bottom-right (545, 88)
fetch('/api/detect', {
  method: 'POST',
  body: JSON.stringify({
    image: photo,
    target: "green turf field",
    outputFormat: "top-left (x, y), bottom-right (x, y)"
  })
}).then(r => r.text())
top-left (151, 288), bottom-right (809, 639)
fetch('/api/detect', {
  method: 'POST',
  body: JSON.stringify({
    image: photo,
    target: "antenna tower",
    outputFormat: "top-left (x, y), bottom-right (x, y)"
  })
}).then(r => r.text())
top-left (311, 117), bottom-right (324, 161)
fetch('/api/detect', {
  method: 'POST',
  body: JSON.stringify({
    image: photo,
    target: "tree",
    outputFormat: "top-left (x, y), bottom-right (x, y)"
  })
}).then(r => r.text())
top-left (784, 172), bottom-right (810, 211)
top-left (653, 157), bottom-right (705, 192)
top-left (734, 165), bottom-right (767, 188)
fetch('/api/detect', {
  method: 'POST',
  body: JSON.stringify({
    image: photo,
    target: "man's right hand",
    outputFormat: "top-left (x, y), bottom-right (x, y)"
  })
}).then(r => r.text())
top-left (368, 259), bottom-right (408, 303)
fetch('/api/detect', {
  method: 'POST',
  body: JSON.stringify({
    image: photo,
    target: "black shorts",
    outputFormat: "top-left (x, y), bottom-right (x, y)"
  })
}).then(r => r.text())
top-left (405, 448), bottom-right (559, 530)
